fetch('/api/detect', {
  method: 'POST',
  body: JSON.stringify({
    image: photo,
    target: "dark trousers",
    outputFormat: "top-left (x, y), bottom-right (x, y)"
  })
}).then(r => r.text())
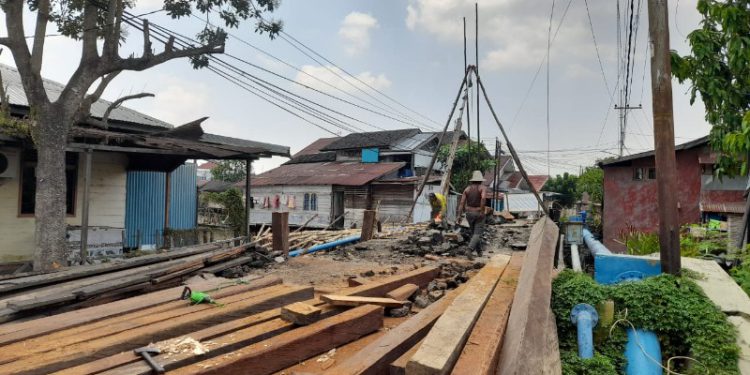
top-left (466, 211), bottom-right (484, 253)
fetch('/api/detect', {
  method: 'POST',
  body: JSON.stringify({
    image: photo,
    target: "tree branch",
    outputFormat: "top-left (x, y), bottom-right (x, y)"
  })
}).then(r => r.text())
top-left (2, 0), bottom-right (48, 105)
top-left (102, 0), bottom-right (124, 58)
top-left (143, 19), bottom-right (152, 58)
top-left (81, 1), bottom-right (99, 63)
top-left (30, 0), bottom-right (50, 74)
top-left (100, 92), bottom-right (154, 127)
top-left (106, 43), bottom-right (224, 73)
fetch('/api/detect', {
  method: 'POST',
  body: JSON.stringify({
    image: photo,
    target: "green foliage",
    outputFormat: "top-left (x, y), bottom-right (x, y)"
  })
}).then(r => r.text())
top-left (730, 248), bottom-right (750, 297)
top-left (620, 224), bottom-right (729, 257)
top-left (553, 270), bottom-right (739, 374)
top-left (436, 142), bottom-right (495, 193)
top-left (203, 188), bottom-right (246, 233)
top-left (671, 0), bottom-right (750, 177)
top-left (210, 160), bottom-right (247, 183)
top-left (543, 172), bottom-right (579, 207)
top-left (576, 166), bottom-right (604, 205)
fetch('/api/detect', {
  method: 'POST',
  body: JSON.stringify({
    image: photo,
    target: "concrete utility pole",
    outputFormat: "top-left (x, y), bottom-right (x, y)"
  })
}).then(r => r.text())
top-left (647, 0), bottom-right (680, 274)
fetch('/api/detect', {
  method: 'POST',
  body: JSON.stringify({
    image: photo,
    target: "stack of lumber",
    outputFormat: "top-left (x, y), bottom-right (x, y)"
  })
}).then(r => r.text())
top-left (0, 238), bottom-right (262, 322)
top-left (253, 228), bottom-right (360, 252)
top-left (0, 266), bottom-right (441, 374)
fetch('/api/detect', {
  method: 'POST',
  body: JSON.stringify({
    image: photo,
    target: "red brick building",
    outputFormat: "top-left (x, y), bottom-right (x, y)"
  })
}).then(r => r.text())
top-left (600, 136), bottom-right (746, 253)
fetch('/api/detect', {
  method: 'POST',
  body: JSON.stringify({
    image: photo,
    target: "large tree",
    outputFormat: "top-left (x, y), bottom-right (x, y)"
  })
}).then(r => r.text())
top-left (437, 142), bottom-right (495, 193)
top-left (542, 172), bottom-right (579, 208)
top-left (576, 166), bottom-right (603, 206)
top-left (211, 160), bottom-right (247, 182)
top-left (0, 0), bottom-right (281, 270)
top-left (671, 0), bottom-right (750, 177)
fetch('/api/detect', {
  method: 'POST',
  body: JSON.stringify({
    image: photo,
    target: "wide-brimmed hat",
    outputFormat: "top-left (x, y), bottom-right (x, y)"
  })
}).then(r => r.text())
top-left (470, 170), bottom-right (485, 182)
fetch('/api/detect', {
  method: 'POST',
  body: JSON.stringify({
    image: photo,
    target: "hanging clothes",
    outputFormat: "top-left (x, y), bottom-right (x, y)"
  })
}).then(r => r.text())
top-left (273, 194), bottom-right (281, 209)
top-left (287, 195), bottom-right (296, 209)
top-left (262, 196), bottom-right (270, 209)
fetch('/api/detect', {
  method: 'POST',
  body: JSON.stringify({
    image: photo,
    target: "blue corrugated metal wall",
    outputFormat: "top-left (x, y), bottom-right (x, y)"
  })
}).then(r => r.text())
top-left (125, 164), bottom-right (198, 248)
top-left (169, 163), bottom-right (197, 229)
top-left (125, 171), bottom-right (166, 248)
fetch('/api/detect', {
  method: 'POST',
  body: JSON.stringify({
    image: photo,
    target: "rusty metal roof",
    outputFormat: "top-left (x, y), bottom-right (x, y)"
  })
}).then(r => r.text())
top-left (321, 129), bottom-right (420, 151)
top-left (700, 201), bottom-right (746, 214)
top-left (600, 136), bottom-right (709, 167)
top-left (252, 161), bottom-right (405, 186)
top-left (293, 137), bottom-right (340, 157)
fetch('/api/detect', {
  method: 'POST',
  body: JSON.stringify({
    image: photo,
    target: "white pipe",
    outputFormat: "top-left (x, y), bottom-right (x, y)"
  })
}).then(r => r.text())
top-left (558, 234), bottom-right (565, 269)
top-left (571, 244), bottom-right (582, 272)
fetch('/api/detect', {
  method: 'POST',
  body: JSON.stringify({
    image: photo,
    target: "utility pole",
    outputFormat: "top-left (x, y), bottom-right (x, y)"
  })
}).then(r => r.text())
top-left (647, 0), bottom-right (680, 274)
top-left (614, 104), bottom-right (642, 157)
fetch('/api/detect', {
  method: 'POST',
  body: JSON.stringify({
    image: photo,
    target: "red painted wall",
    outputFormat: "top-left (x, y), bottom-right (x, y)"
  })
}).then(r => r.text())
top-left (602, 147), bottom-right (703, 252)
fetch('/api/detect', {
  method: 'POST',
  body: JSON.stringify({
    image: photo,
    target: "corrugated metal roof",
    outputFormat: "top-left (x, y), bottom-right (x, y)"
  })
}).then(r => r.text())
top-left (506, 193), bottom-right (543, 213)
top-left (199, 133), bottom-right (289, 156)
top-left (321, 129), bottom-right (420, 151)
top-left (293, 137), bottom-right (340, 157)
top-left (700, 201), bottom-right (746, 214)
top-left (251, 161), bottom-right (405, 186)
top-left (600, 136), bottom-right (709, 167)
top-left (0, 64), bottom-right (172, 129)
top-left (391, 133), bottom-right (434, 151)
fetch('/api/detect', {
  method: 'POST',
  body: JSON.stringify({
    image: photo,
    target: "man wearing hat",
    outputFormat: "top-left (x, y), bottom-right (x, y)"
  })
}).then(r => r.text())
top-left (457, 170), bottom-right (488, 258)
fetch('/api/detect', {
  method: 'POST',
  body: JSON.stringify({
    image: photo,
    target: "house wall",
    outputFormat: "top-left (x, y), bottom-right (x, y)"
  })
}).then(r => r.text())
top-left (249, 185), bottom-right (332, 229)
top-left (0, 149), bottom-right (127, 262)
top-left (602, 148), bottom-right (703, 253)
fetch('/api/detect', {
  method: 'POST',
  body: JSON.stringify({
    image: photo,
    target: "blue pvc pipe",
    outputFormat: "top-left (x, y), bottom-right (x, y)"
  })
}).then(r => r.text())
top-left (625, 329), bottom-right (662, 375)
top-left (288, 235), bottom-right (361, 257)
top-left (583, 228), bottom-right (612, 255)
top-left (570, 304), bottom-right (599, 359)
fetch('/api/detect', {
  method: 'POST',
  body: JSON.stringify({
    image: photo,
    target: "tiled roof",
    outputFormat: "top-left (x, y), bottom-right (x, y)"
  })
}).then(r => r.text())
top-left (700, 201), bottom-right (746, 214)
top-left (321, 129), bottom-right (421, 151)
top-left (251, 161), bottom-right (405, 186)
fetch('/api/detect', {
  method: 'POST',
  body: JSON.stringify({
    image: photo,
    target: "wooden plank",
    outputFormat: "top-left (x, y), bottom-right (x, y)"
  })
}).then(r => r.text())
top-left (0, 285), bottom-right (313, 374)
top-left (322, 283), bottom-right (469, 375)
top-left (390, 339), bottom-right (424, 375)
top-left (201, 255), bottom-right (254, 274)
top-left (361, 209), bottom-right (376, 241)
top-left (169, 304), bottom-right (384, 375)
top-left (321, 294), bottom-right (406, 308)
top-left (0, 278), bottom-right (285, 364)
top-left (406, 254), bottom-right (511, 375)
top-left (347, 277), bottom-right (369, 287)
top-left (280, 302), bottom-right (322, 325)
top-left (343, 266), bottom-right (439, 298)
top-left (272, 211), bottom-right (290, 257)
top-left (386, 284), bottom-right (419, 301)
top-left (496, 217), bottom-right (561, 375)
top-left (452, 253), bottom-right (524, 375)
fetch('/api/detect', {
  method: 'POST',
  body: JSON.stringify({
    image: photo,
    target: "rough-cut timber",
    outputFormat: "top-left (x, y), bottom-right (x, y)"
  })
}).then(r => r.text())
top-left (323, 283), bottom-right (469, 375)
top-left (0, 276), bottom-right (282, 362)
top-left (170, 304), bottom-right (384, 375)
top-left (390, 339), bottom-right (424, 375)
top-left (405, 254), bottom-right (511, 375)
top-left (0, 285), bottom-right (313, 374)
top-left (343, 266), bottom-right (439, 297)
top-left (348, 277), bottom-right (369, 287)
top-left (361, 210), bottom-right (377, 241)
top-left (452, 253), bottom-right (524, 375)
top-left (280, 302), bottom-right (322, 325)
top-left (321, 294), bottom-right (407, 308)
top-left (385, 283), bottom-right (419, 301)
top-left (272, 211), bottom-right (290, 257)
top-left (496, 217), bottom-right (561, 375)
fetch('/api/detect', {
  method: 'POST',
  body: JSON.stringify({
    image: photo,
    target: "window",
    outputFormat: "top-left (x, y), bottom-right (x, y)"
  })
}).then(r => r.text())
top-left (648, 168), bottom-right (656, 180)
top-left (633, 167), bottom-right (644, 181)
top-left (20, 151), bottom-right (78, 215)
top-left (303, 193), bottom-right (317, 211)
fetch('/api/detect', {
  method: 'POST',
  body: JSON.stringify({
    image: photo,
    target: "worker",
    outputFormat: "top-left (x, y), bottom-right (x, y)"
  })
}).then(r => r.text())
top-left (456, 170), bottom-right (488, 258)
top-left (428, 192), bottom-right (447, 229)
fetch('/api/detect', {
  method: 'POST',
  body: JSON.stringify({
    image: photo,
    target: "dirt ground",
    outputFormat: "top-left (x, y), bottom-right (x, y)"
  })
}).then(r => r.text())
top-left (247, 221), bottom-right (533, 290)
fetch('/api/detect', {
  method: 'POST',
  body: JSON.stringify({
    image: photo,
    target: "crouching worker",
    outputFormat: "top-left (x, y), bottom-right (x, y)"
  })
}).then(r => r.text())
top-left (428, 192), bottom-right (447, 229)
top-left (457, 171), bottom-right (488, 258)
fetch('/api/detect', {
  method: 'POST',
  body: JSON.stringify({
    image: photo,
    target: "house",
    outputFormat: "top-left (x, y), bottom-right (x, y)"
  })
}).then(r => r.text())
top-left (600, 136), bottom-right (746, 253)
top-left (197, 161), bottom-right (217, 181)
top-left (483, 154), bottom-right (550, 213)
top-left (0, 64), bottom-right (289, 263)
top-left (247, 129), bottom-right (466, 229)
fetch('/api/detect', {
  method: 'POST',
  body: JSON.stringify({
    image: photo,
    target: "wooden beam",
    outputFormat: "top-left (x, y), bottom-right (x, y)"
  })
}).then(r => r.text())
top-left (452, 253), bottom-right (524, 375)
top-left (321, 294), bottom-right (406, 308)
top-left (386, 284), bottom-right (419, 301)
top-left (348, 277), bottom-right (369, 287)
top-left (406, 254), bottom-right (511, 375)
top-left (170, 305), bottom-right (384, 375)
top-left (322, 283), bottom-right (469, 375)
top-left (361, 209), bottom-right (376, 241)
top-left (0, 285), bottom-right (313, 374)
top-left (272, 211), bottom-right (290, 257)
top-left (390, 339), bottom-right (424, 375)
top-left (280, 302), bottom-right (322, 326)
top-left (496, 217), bottom-right (560, 374)
top-left (343, 266), bottom-right (439, 298)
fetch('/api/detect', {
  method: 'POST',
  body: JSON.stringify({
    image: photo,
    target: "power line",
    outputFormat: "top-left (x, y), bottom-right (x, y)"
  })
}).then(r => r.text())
top-left (583, 0), bottom-right (614, 100)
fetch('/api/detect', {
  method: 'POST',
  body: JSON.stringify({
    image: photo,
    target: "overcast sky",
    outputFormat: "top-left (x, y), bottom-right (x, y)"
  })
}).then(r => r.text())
top-left (0, 0), bottom-right (711, 176)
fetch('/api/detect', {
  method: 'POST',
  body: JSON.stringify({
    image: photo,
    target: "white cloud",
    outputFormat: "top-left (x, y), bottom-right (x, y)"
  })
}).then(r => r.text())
top-left (339, 12), bottom-right (379, 56)
top-left (294, 65), bottom-right (391, 94)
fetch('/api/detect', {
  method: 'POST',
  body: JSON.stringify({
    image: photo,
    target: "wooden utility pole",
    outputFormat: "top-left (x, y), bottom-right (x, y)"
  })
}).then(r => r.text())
top-left (440, 95), bottom-right (469, 196)
top-left (245, 159), bottom-right (252, 238)
top-left (647, 0), bottom-right (681, 274)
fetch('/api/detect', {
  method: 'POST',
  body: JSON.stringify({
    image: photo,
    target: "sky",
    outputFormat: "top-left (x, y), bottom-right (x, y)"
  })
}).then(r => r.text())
top-left (0, 0), bottom-right (712, 177)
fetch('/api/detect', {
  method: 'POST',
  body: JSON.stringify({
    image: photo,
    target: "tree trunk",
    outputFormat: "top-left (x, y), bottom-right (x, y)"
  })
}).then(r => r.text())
top-left (32, 105), bottom-right (71, 271)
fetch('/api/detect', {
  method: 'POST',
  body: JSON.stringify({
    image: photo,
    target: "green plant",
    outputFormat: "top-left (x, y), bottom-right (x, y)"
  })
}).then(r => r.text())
top-left (553, 270), bottom-right (739, 374)
top-left (436, 142), bottom-right (495, 193)
top-left (203, 188), bottom-right (246, 234)
top-left (577, 166), bottom-right (604, 206)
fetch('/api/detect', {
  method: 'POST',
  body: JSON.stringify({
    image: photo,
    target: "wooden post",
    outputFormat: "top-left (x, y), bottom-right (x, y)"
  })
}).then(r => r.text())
top-left (245, 159), bottom-right (252, 238)
top-left (361, 210), bottom-right (376, 241)
top-left (80, 149), bottom-right (92, 263)
top-left (647, 0), bottom-right (681, 274)
top-left (441, 99), bottom-right (467, 197)
top-left (272, 211), bottom-right (289, 257)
